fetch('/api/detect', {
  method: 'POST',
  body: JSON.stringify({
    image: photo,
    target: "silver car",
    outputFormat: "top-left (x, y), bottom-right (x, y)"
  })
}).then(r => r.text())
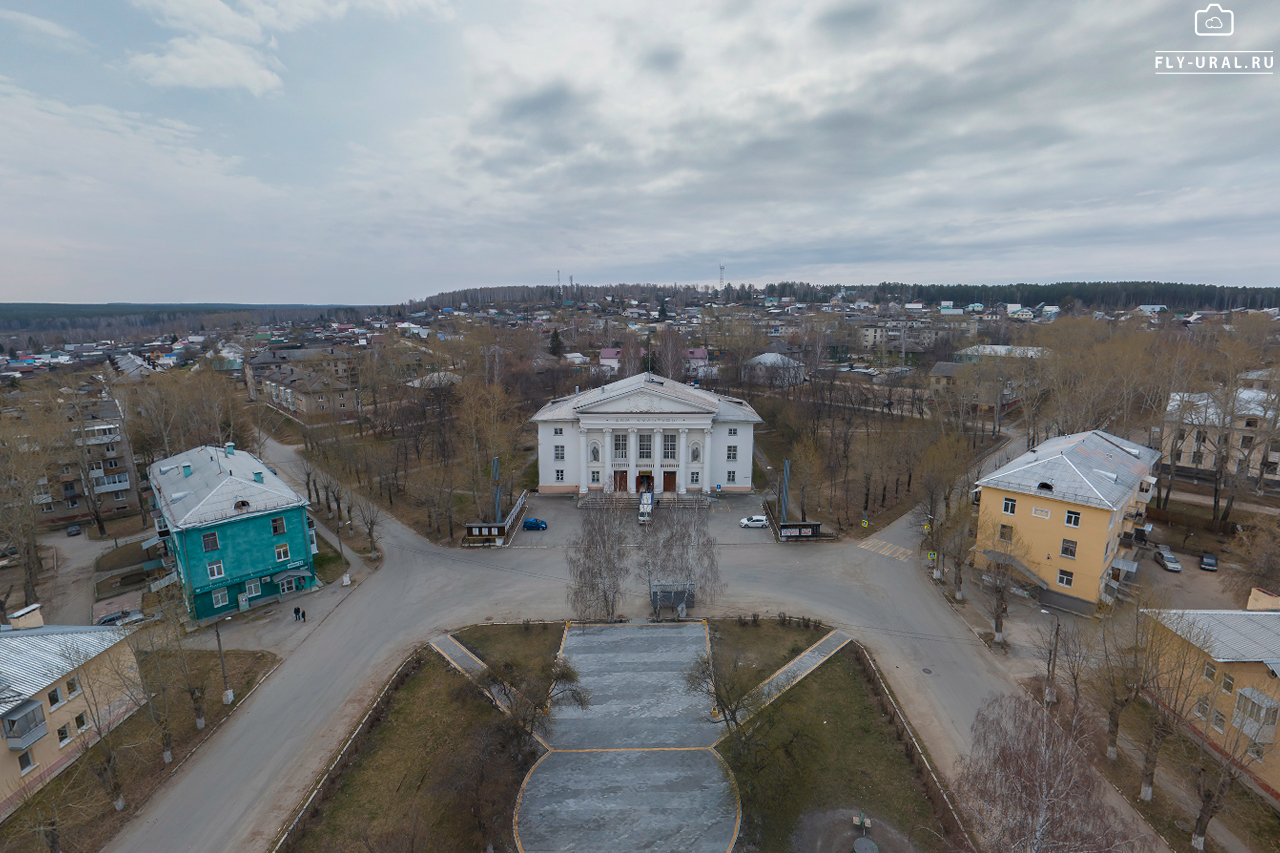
top-left (1156, 547), bottom-right (1182, 573)
top-left (739, 515), bottom-right (768, 528)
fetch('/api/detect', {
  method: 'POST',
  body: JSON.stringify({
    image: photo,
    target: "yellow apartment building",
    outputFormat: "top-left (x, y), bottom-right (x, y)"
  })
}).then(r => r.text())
top-left (1148, 606), bottom-right (1280, 810)
top-left (974, 430), bottom-right (1159, 613)
top-left (1, 605), bottom-right (140, 821)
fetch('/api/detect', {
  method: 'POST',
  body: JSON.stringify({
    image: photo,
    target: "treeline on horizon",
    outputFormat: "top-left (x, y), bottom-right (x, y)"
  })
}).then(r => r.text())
top-left (0, 303), bottom-right (371, 345)
top-left (421, 281), bottom-right (1280, 314)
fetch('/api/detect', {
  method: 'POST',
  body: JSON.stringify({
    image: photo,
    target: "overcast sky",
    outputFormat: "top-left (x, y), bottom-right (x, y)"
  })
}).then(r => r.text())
top-left (0, 0), bottom-right (1276, 304)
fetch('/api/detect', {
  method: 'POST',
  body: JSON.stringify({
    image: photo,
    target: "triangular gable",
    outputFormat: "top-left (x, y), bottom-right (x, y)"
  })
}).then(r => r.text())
top-left (573, 386), bottom-right (719, 415)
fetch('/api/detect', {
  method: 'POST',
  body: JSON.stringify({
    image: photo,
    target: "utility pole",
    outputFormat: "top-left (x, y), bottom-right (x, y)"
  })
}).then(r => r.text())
top-left (780, 459), bottom-right (790, 524)
top-left (493, 456), bottom-right (502, 524)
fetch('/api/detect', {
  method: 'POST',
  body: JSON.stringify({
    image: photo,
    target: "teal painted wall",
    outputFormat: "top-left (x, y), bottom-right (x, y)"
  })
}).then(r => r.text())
top-left (172, 505), bottom-right (314, 620)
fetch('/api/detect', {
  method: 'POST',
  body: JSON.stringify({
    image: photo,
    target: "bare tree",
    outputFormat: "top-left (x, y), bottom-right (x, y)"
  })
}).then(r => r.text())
top-left (955, 694), bottom-right (1153, 853)
top-left (1137, 610), bottom-right (1216, 802)
top-left (634, 504), bottom-right (723, 616)
top-left (653, 326), bottom-right (687, 380)
top-left (618, 332), bottom-right (644, 378)
top-left (1088, 597), bottom-right (1162, 761)
top-left (565, 499), bottom-right (631, 621)
top-left (351, 493), bottom-right (384, 554)
top-left (683, 651), bottom-right (775, 734)
top-left (60, 632), bottom-right (142, 812)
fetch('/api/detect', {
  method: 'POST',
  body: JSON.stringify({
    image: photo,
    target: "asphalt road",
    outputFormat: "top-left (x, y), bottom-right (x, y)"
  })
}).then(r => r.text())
top-left (103, 436), bottom-right (1018, 853)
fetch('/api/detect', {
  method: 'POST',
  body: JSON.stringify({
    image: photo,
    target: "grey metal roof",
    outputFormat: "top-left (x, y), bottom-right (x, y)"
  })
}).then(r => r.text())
top-left (1166, 388), bottom-right (1273, 421)
top-left (1149, 610), bottom-right (1280, 662)
top-left (0, 625), bottom-right (130, 715)
top-left (149, 445), bottom-right (307, 530)
top-left (977, 431), bottom-right (1160, 511)
top-left (531, 372), bottom-right (763, 424)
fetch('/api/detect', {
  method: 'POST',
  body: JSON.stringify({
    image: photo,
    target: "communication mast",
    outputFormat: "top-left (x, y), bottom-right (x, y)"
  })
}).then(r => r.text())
top-left (719, 264), bottom-right (725, 289)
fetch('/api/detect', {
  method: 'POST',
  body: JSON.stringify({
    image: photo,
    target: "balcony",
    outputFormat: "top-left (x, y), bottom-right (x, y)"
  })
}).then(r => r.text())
top-left (4, 701), bottom-right (48, 751)
top-left (93, 473), bottom-right (130, 494)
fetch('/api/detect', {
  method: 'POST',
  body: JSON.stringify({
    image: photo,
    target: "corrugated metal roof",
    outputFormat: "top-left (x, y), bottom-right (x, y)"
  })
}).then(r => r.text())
top-left (977, 431), bottom-right (1160, 510)
top-left (149, 445), bottom-right (307, 529)
top-left (0, 625), bottom-right (130, 715)
top-left (1151, 610), bottom-right (1280, 662)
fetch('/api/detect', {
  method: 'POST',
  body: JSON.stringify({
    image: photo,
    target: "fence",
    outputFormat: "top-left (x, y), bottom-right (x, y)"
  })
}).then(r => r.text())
top-left (845, 640), bottom-right (979, 852)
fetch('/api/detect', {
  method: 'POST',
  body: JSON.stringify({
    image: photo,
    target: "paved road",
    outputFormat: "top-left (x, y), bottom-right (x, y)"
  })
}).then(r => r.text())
top-left (103, 435), bottom-right (1024, 853)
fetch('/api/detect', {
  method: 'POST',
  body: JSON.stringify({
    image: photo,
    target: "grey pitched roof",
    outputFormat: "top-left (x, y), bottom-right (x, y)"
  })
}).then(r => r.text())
top-left (0, 625), bottom-right (129, 715)
top-left (977, 430), bottom-right (1159, 510)
top-left (1149, 610), bottom-right (1280, 662)
top-left (1166, 388), bottom-right (1274, 421)
top-left (531, 372), bottom-right (763, 424)
top-left (930, 362), bottom-right (963, 377)
top-left (149, 445), bottom-right (307, 529)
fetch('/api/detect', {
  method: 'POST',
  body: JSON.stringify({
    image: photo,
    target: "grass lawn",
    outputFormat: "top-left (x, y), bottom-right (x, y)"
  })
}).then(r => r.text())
top-left (709, 616), bottom-right (831, 697)
top-left (311, 534), bottom-right (348, 584)
top-left (292, 624), bottom-right (562, 853)
top-left (719, 648), bottom-right (946, 853)
top-left (85, 513), bottom-right (149, 542)
top-left (291, 654), bottom-right (505, 853)
top-left (707, 619), bottom-right (947, 852)
top-left (94, 540), bottom-right (148, 573)
top-left (455, 621), bottom-right (565, 674)
top-left (0, 650), bottom-right (277, 853)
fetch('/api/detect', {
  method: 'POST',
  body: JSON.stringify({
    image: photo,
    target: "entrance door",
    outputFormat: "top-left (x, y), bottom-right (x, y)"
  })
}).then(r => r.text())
top-left (614, 470), bottom-right (628, 491)
top-left (663, 471), bottom-right (676, 492)
top-left (637, 473), bottom-right (654, 492)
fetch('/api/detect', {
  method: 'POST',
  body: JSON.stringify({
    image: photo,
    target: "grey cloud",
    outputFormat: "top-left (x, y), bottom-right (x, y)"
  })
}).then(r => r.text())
top-left (641, 45), bottom-right (684, 74)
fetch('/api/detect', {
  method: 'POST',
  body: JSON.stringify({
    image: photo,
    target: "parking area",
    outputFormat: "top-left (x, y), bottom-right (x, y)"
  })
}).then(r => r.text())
top-left (1131, 542), bottom-right (1243, 610)
top-left (509, 492), bottom-right (776, 548)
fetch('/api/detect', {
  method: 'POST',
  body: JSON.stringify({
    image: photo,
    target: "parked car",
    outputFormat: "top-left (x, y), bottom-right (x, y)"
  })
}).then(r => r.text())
top-left (65, 524), bottom-right (83, 537)
top-left (1155, 547), bottom-right (1182, 572)
top-left (739, 515), bottom-right (768, 528)
top-left (1200, 553), bottom-right (1219, 572)
top-left (0, 545), bottom-right (16, 569)
top-left (522, 518), bottom-right (548, 531)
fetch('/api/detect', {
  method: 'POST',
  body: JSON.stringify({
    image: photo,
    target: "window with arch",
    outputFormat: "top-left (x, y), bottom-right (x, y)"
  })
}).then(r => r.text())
top-left (690, 444), bottom-right (701, 463)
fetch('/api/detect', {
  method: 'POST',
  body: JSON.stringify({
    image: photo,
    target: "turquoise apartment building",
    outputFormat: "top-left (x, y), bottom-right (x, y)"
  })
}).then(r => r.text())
top-left (149, 444), bottom-right (316, 621)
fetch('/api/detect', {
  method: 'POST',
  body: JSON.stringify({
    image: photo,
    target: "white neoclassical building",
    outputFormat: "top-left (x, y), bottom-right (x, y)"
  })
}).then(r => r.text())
top-left (531, 373), bottom-right (763, 496)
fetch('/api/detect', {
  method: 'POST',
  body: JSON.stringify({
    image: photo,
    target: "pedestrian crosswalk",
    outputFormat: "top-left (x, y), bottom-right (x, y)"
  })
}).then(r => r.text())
top-left (857, 537), bottom-right (913, 562)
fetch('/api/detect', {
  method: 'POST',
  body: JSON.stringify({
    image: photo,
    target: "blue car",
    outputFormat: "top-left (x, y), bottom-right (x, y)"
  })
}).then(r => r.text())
top-left (523, 518), bottom-right (548, 531)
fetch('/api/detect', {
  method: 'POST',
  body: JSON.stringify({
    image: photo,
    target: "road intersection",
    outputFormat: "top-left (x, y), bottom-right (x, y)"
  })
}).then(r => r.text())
top-left (104, 435), bottom-right (1023, 853)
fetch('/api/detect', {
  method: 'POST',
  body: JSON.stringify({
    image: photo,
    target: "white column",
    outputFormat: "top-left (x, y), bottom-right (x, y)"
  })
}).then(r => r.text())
top-left (702, 427), bottom-right (713, 495)
top-left (677, 428), bottom-right (688, 495)
top-left (628, 428), bottom-right (638, 493)
top-left (653, 429), bottom-right (664, 494)
top-left (578, 427), bottom-right (589, 494)
top-left (603, 429), bottom-right (614, 492)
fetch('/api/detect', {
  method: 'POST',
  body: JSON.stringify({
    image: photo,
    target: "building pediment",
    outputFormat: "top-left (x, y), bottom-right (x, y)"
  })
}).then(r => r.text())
top-left (573, 387), bottom-right (719, 416)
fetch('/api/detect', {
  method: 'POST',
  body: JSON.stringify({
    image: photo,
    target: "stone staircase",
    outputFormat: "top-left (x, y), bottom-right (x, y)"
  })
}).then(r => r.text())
top-left (576, 492), bottom-right (709, 509)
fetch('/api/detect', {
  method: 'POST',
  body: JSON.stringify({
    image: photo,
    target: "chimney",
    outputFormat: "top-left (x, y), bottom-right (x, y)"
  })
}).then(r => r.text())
top-left (182, 464), bottom-right (192, 477)
top-left (225, 442), bottom-right (235, 456)
top-left (253, 471), bottom-right (264, 483)
top-left (8, 603), bottom-right (44, 629)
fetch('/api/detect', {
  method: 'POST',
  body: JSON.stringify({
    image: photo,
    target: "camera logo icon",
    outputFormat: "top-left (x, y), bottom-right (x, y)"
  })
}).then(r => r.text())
top-left (1196, 4), bottom-right (1234, 36)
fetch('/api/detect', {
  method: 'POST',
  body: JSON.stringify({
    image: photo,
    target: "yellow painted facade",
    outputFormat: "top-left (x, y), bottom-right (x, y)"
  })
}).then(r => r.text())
top-left (1149, 619), bottom-right (1280, 807)
top-left (1, 626), bottom-right (141, 820)
top-left (975, 479), bottom-right (1150, 607)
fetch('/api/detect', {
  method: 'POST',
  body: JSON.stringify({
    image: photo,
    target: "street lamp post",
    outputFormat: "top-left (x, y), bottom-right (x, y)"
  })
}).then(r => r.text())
top-left (215, 616), bottom-right (234, 705)
top-left (1040, 608), bottom-right (1060, 704)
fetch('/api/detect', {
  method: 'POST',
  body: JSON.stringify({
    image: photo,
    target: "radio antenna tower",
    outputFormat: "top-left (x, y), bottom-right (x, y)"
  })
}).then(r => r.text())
top-left (719, 264), bottom-right (725, 289)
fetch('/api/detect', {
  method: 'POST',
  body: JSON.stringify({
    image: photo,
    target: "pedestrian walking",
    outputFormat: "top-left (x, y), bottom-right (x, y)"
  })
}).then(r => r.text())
top-left (293, 606), bottom-right (300, 621)
top-left (301, 610), bottom-right (306, 623)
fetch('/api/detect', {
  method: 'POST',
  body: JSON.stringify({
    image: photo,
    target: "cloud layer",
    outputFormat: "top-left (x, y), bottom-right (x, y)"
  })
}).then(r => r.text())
top-left (0, 0), bottom-right (1277, 302)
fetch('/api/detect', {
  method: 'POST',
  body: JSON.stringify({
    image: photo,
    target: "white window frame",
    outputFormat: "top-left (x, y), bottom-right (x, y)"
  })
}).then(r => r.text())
top-left (75, 712), bottom-right (87, 733)
top-left (245, 579), bottom-right (261, 598)
top-left (555, 469), bottom-right (565, 482)
top-left (728, 428), bottom-right (737, 436)
top-left (614, 433), bottom-right (627, 460)
top-left (1003, 497), bottom-right (1017, 515)
top-left (554, 445), bottom-right (565, 461)
top-left (1204, 662), bottom-right (1217, 682)
top-left (553, 427), bottom-right (563, 435)
top-left (276, 543), bottom-right (290, 562)
top-left (18, 750), bottom-right (35, 775)
top-left (727, 471), bottom-right (736, 483)
top-left (1061, 539), bottom-right (1077, 559)
top-left (590, 471), bottom-right (600, 484)
top-left (57, 724), bottom-right (72, 746)
top-left (212, 589), bottom-right (229, 608)
top-left (726, 445), bottom-right (738, 461)
top-left (1222, 673), bottom-right (1235, 694)
top-left (663, 434), bottom-right (677, 460)
top-left (208, 561), bottom-right (225, 580)
top-left (690, 471), bottom-right (700, 485)
top-left (1057, 569), bottom-right (1074, 588)
top-left (272, 517), bottom-right (286, 535)
top-left (638, 434), bottom-right (653, 460)
top-left (1212, 709), bottom-right (1227, 733)
top-left (66, 677), bottom-right (80, 698)
top-left (47, 687), bottom-right (62, 709)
